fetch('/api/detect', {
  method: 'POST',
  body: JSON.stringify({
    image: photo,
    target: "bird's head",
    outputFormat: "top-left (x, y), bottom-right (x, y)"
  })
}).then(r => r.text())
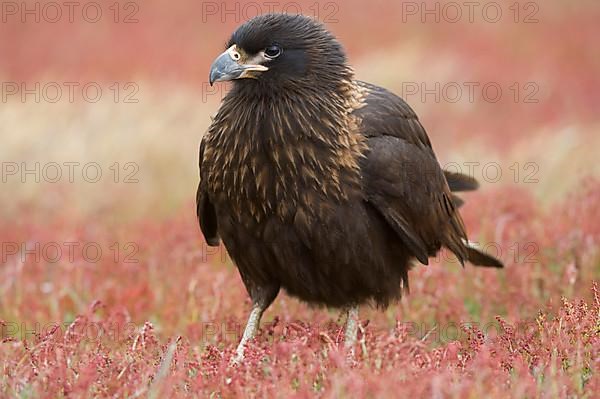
top-left (209, 13), bottom-right (352, 92)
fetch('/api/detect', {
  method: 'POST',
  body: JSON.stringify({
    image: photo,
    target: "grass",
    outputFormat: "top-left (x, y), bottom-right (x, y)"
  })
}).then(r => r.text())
top-left (0, 177), bottom-right (598, 397)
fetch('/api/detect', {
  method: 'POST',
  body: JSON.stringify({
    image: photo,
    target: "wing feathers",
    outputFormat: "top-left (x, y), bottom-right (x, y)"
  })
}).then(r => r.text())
top-left (197, 137), bottom-right (220, 246)
top-left (369, 197), bottom-right (430, 265)
top-left (356, 82), bottom-right (502, 268)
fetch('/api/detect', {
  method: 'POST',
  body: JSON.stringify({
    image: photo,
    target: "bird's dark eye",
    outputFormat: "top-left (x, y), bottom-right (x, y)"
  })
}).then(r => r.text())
top-left (264, 45), bottom-right (281, 59)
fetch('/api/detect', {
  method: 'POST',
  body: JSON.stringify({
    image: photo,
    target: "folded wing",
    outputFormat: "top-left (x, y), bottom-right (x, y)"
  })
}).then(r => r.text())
top-left (355, 81), bottom-right (502, 268)
top-left (197, 137), bottom-right (220, 247)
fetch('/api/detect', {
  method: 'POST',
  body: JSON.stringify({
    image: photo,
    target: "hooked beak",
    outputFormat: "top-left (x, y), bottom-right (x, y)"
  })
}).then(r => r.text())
top-left (209, 45), bottom-right (269, 85)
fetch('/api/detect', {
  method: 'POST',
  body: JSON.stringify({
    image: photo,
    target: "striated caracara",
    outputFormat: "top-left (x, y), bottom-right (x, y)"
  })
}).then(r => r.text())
top-left (197, 13), bottom-right (503, 363)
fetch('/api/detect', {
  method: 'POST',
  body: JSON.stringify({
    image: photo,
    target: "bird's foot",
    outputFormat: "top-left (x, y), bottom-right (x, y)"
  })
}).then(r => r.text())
top-left (229, 348), bottom-right (245, 367)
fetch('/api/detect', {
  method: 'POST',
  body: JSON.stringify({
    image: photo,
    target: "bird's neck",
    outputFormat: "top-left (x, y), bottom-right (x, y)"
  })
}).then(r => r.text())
top-left (205, 79), bottom-right (368, 222)
top-left (219, 76), bottom-right (364, 142)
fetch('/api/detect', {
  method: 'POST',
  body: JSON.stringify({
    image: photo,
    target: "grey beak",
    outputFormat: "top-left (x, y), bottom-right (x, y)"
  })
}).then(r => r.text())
top-left (209, 48), bottom-right (269, 86)
top-left (209, 51), bottom-right (244, 86)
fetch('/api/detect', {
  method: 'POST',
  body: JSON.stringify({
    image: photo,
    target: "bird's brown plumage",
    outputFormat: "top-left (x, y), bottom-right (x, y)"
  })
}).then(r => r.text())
top-left (197, 13), bottom-right (502, 312)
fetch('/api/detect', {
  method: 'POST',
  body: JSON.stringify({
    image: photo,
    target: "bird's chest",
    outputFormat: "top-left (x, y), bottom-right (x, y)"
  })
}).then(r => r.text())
top-left (204, 133), bottom-right (352, 224)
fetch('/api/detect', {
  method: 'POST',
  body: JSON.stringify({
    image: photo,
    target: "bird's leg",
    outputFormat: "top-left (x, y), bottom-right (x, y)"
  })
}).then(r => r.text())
top-left (230, 282), bottom-right (279, 365)
top-left (231, 303), bottom-right (265, 365)
top-left (344, 305), bottom-right (360, 357)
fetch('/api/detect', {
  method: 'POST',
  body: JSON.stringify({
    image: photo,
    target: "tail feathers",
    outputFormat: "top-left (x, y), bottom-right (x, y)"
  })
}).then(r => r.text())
top-left (462, 240), bottom-right (504, 268)
top-left (442, 170), bottom-right (503, 268)
top-left (444, 171), bottom-right (479, 192)
top-left (451, 194), bottom-right (465, 208)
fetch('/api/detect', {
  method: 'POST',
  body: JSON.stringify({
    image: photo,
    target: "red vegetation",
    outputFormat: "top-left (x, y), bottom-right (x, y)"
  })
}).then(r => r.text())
top-left (1, 180), bottom-right (599, 397)
top-left (1, 289), bottom-right (599, 397)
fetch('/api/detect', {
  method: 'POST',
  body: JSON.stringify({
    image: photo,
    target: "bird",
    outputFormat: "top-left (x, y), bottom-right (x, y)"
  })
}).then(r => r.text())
top-left (197, 13), bottom-right (503, 363)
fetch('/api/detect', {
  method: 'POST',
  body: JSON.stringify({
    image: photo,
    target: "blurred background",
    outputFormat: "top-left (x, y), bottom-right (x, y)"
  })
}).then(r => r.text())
top-left (1, 0), bottom-right (598, 224)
